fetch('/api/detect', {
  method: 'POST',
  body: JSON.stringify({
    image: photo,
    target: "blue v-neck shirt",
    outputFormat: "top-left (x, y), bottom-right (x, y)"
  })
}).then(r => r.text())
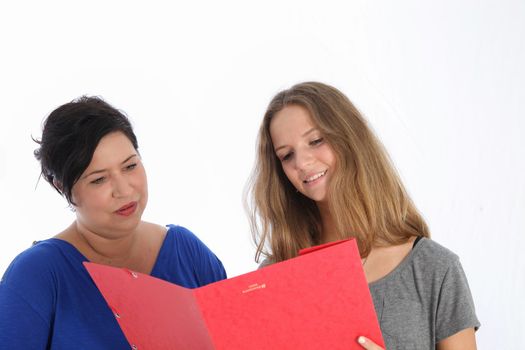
top-left (0, 225), bottom-right (227, 349)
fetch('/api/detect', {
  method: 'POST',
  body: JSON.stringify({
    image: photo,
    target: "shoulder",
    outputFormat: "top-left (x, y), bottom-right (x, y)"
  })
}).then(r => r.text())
top-left (0, 240), bottom-right (67, 324)
top-left (414, 238), bottom-right (473, 284)
top-left (165, 224), bottom-right (218, 260)
top-left (1, 240), bottom-right (66, 287)
top-left (370, 238), bottom-right (463, 294)
top-left (167, 224), bottom-right (199, 239)
top-left (162, 224), bottom-right (227, 285)
top-left (412, 238), bottom-right (460, 273)
top-left (408, 238), bottom-right (475, 301)
top-left (416, 240), bottom-right (481, 339)
top-left (166, 224), bottom-right (208, 251)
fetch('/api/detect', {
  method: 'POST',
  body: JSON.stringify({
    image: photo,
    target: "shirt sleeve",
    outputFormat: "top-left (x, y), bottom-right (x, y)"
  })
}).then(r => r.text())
top-left (435, 258), bottom-right (480, 342)
top-left (0, 284), bottom-right (51, 349)
top-left (0, 246), bottom-right (57, 350)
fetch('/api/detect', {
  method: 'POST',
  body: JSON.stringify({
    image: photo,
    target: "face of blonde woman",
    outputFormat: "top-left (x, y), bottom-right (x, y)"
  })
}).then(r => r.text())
top-left (71, 131), bottom-right (148, 238)
top-left (270, 104), bottom-right (336, 203)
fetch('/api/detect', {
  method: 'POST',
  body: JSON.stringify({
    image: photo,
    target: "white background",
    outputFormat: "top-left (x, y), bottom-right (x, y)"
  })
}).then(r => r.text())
top-left (1, 1), bottom-right (523, 348)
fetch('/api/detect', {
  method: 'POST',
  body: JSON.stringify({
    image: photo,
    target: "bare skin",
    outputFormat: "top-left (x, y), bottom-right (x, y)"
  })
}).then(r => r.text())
top-left (361, 237), bottom-right (416, 284)
top-left (55, 221), bottom-right (167, 275)
top-left (53, 132), bottom-right (168, 275)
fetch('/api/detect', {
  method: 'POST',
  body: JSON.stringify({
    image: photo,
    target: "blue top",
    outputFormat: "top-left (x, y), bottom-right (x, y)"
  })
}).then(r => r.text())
top-left (0, 225), bottom-right (227, 349)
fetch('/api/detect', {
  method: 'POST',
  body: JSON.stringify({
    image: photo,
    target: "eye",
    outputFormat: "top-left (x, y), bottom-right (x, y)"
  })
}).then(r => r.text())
top-left (90, 177), bottom-right (105, 185)
top-left (280, 152), bottom-right (293, 162)
top-left (310, 137), bottom-right (324, 146)
top-left (125, 163), bottom-right (137, 171)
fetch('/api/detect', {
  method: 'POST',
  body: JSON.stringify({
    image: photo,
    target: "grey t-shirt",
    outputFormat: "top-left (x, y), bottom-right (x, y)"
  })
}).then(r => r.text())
top-left (259, 238), bottom-right (479, 349)
top-left (368, 238), bottom-right (479, 349)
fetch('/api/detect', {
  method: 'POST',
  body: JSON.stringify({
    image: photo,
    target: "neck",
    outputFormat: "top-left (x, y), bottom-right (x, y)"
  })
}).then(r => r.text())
top-left (72, 221), bottom-right (142, 268)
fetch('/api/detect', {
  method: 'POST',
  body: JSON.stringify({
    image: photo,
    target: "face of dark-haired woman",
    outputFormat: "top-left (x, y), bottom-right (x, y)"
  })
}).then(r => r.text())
top-left (71, 131), bottom-right (148, 238)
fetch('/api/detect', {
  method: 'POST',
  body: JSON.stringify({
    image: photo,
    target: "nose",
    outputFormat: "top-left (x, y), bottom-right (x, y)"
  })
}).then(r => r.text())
top-left (294, 149), bottom-right (314, 170)
top-left (112, 175), bottom-right (133, 198)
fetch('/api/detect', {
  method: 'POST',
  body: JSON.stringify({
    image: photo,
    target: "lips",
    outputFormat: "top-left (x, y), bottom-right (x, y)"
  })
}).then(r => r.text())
top-left (115, 202), bottom-right (138, 216)
top-left (303, 170), bottom-right (327, 184)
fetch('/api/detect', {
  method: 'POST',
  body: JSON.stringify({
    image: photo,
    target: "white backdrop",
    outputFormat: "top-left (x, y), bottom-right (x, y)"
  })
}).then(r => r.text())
top-left (1, 1), bottom-right (523, 348)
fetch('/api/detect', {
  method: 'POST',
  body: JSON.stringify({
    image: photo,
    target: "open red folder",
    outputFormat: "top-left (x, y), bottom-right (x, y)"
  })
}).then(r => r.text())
top-left (84, 239), bottom-right (384, 349)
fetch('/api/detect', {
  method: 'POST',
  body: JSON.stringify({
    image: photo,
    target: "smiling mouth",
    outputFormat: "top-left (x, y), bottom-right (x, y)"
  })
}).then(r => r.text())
top-left (303, 170), bottom-right (327, 183)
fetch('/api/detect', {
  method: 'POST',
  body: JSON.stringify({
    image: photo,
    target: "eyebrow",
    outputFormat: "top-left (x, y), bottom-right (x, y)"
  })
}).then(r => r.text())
top-left (274, 128), bottom-right (317, 152)
top-left (81, 154), bottom-right (138, 179)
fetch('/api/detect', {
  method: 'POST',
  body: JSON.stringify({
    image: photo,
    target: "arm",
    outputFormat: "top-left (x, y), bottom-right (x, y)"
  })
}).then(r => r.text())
top-left (357, 328), bottom-right (477, 350)
top-left (0, 245), bottom-right (57, 348)
top-left (0, 284), bottom-right (51, 348)
top-left (437, 328), bottom-right (477, 350)
top-left (435, 259), bottom-right (480, 346)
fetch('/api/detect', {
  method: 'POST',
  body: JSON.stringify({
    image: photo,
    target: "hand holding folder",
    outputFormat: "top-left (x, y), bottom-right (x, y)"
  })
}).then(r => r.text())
top-left (85, 239), bottom-right (384, 349)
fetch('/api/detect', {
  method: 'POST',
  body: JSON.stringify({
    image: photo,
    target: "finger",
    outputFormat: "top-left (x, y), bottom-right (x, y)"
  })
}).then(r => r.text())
top-left (357, 336), bottom-right (384, 350)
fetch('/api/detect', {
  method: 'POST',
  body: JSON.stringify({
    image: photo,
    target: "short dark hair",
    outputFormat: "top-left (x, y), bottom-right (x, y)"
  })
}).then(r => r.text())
top-left (34, 96), bottom-right (138, 205)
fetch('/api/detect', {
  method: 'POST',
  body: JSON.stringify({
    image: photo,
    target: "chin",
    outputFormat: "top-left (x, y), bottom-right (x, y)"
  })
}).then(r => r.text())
top-left (312, 193), bottom-right (329, 203)
top-left (117, 215), bottom-right (142, 230)
top-left (301, 193), bottom-right (326, 203)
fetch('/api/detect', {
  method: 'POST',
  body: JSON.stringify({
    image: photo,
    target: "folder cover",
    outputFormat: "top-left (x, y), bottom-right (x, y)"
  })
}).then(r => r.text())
top-left (84, 239), bottom-right (384, 349)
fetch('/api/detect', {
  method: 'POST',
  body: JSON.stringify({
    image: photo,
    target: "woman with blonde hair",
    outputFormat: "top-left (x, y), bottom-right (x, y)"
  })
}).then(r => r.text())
top-left (247, 82), bottom-right (479, 349)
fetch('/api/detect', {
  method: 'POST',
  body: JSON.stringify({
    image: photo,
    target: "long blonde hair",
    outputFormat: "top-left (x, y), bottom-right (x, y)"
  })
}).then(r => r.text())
top-left (247, 82), bottom-right (429, 263)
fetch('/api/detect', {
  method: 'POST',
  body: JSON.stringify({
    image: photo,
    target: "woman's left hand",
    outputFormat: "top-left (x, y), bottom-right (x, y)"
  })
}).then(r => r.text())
top-left (357, 336), bottom-right (384, 349)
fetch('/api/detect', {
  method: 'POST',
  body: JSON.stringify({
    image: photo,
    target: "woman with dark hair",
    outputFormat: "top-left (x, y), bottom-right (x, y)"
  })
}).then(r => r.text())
top-left (0, 96), bottom-right (227, 349)
top-left (247, 82), bottom-right (479, 349)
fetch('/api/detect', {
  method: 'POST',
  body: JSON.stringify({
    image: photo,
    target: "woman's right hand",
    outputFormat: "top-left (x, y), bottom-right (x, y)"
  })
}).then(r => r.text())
top-left (357, 336), bottom-right (385, 350)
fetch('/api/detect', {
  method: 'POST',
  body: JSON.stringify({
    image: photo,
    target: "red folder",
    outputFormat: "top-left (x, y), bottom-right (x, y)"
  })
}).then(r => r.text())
top-left (84, 239), bottom-right (384, 349)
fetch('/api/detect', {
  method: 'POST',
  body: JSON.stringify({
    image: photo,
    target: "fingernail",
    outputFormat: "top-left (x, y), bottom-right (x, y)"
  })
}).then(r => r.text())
top-left (358, 336), bottom-right (366, 344)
